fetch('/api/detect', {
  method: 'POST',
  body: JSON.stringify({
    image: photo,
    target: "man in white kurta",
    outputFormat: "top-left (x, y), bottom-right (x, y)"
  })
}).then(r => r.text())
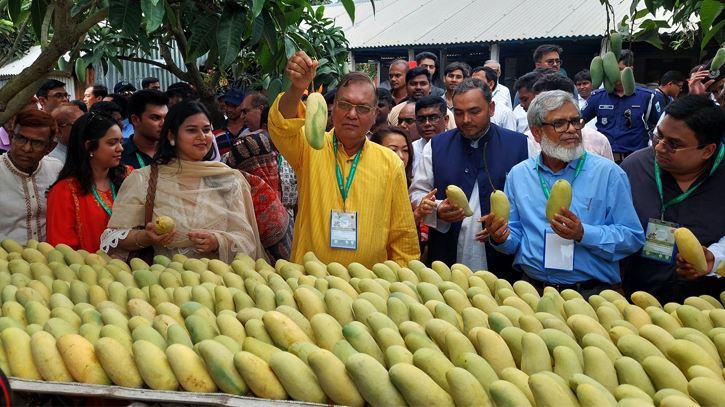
top-left (0, 109), bottom-right (62, 245)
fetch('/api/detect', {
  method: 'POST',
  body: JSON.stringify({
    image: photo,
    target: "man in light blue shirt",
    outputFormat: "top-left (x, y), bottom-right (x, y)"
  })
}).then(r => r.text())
top-left (484, 90), bottom-right (644, 298)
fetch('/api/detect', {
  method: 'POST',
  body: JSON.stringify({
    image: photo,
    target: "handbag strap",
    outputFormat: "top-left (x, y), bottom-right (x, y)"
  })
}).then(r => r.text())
top-left (144, 163), bottom-right (159, 226)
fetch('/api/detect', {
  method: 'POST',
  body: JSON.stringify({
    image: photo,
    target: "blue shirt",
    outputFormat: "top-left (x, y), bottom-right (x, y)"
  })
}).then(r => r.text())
top-left (120, 134), bottom-right (154, 169)
top-left (122, 118), bottom-right (134, 141)
top-left (581, 86), bottom-right (660, 153)
top-left (493, 153), bottom-right (645, 284)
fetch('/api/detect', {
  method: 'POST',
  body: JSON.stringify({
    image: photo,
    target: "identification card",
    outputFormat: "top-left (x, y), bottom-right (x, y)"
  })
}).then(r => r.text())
top-left (330, 210), bottom-right (358, 250)
top-left (544, 229), bottom-right (575, 271)
top-left (641, 218), bottom-right (678, 263)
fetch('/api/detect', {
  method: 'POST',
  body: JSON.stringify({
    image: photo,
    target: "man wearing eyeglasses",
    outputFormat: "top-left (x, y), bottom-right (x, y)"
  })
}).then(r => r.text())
top-left (0, 109), bottom-right (63, 245)
top-left (36, 79), bottom-right (69, 114)
top-left (397, 102), bottom-right (421, 142)
top-left (485, 60), bottom-right (512, 109)
top-left (389, 67), bottom-right (456, 132)
top-left (621, 95), bottom-right (725, 304)
top-left (268, 51), bottom-right (420, 268)
top-left (410, 78), bottom-right (529, 281)
top-left (411, 95), bottom-right (449, 175)
top-left (581, 50), bottom-right (661, 163)
top-left (654, 70), bottom-right (686, 111)
top-left (484, 90), bottom-right (644, 299)
top-left (49, 104), bottom-right (84, 163)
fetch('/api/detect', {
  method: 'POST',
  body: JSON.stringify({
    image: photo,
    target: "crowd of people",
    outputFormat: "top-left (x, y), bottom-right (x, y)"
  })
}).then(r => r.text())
top-left (1, 42), bottom-right (723, 305)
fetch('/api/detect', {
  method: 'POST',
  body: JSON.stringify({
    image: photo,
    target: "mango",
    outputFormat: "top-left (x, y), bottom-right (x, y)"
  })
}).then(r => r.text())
top-left (304, 92), bottom-right (327, 150)
top-left (545, 179), bottom-right (572, 223)
top-left (445, 185), bottom-right (473, 216)
top-left (154, 216), bottom-right (175, 235)
top-left (674, 228), bottom-right (708, 273)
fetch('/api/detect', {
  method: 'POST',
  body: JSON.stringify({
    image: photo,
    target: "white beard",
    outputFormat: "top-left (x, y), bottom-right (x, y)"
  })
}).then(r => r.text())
top-left (540, 134), bottom-right (585, 163)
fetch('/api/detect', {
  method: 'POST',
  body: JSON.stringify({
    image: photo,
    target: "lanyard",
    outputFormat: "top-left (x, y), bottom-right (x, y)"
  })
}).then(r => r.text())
top-left (536, 151), bottom-right (587, 199)
top-left (91, 181), bottom-right (117, 216)
top-left (333, 134), bottom-right (364, 211)
top-left (277, 153), bottom-right (283, 171)
top-left (655, 143), bottom-right (724, 220)
top-left (135, 152), bottom-right (146, 168)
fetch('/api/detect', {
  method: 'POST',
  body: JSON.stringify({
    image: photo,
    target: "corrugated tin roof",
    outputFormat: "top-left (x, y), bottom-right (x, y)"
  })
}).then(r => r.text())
top-left (324, 0), bottom-right (637, 49)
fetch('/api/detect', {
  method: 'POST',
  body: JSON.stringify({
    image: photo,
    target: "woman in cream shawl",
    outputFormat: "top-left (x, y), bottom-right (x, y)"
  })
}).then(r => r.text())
top-left (101, 101), bottom-right (268, 263)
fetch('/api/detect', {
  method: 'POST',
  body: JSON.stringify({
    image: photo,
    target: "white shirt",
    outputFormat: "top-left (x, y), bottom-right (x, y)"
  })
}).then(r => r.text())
top-left (0, 154), bottom-right (63, 245)
top-left (707, 236), bottom-right (724, 278)
top-left (524, 127), bottom-right (615, 161)
top-left (409, 136), bottom-right (488, 272)
top-left (492, 103), bottom-right (517, 131)
top-left (412, 137), bottom-right (428, 177)
top-left (494, 84), bottom-right (512, 109)
top-left (514, 105), bottom-right (529, 133)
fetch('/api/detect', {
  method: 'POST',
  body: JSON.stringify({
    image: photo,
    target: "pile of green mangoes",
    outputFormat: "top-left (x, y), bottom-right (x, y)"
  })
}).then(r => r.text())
top-left (1, 238), bottom-right (725, 407)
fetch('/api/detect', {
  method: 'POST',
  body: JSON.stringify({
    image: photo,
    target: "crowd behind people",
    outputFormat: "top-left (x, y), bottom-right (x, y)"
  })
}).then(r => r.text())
top-left (1, 43), bottom-right (724, 305)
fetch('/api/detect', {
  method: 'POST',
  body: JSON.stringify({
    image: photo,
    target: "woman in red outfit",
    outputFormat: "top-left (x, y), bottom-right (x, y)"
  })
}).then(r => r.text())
top-left (47, 111), bottom-right (131, 252)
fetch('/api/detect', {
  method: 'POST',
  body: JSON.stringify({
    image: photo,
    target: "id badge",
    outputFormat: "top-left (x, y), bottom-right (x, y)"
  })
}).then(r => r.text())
top-left (330, 210), bottom-right (358, 250)
top-left (544, 229), bottom-right (575, 271)
top-left (641, 218), bottom-right (678, 263)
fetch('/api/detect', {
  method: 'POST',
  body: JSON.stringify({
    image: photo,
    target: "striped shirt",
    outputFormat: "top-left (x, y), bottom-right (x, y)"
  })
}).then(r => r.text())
top-left (268, 95), bottom-right (420, 268)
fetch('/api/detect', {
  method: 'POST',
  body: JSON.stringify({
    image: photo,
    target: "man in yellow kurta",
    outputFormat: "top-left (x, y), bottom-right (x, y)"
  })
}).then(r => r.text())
top-left (268, 51), bottom-right (420, 268)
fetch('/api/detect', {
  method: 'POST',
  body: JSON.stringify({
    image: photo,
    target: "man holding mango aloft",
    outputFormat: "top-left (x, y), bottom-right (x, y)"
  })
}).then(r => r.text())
top-left (267, 51), bottom-right (419, 268)
top-left (484, 90), bottom-right (644, 299)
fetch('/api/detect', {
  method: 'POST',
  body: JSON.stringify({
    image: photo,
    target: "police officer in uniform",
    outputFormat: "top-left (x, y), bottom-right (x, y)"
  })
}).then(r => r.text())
top-left (582, 50), bottom-right (661, 163)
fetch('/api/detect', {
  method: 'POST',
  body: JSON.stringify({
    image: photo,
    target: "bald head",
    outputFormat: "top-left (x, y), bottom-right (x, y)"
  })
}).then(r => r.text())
top-left (52, 104), bottom-right (84, 146)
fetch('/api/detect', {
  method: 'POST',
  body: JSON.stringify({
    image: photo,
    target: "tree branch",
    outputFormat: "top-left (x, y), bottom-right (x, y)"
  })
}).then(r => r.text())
top-left (117, 54), bottom-right (173, 71)
top-left (0, 19), bottom-right (29, 67)
top-left (40, 2), bottom-right (54, 50)
top-left (191, 0), bottom-right (215, 15)
top-left (158, 44), bottom-right (190, 80)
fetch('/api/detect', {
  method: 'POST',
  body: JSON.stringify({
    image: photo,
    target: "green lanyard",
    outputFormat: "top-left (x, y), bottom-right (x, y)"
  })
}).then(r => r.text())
top-left (333, 134), bottom-right (364, 211)
top-left (655, 143), bottom-right (724, 220)
top-left (91, 181), bottom-right (117, 216)
top-left (135, 152), bottom-right (146, 168)
top-left (536, 151), bottom-right (587, 199)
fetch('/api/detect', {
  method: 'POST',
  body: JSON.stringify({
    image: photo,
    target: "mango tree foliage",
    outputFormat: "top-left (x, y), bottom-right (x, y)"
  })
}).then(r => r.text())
top-left (0, 0), bottom-right (358, 127)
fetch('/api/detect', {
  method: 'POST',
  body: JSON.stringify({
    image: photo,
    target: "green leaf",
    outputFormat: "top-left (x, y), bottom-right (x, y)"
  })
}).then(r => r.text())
top-left (137, 35), bottom-right (152, 56)
top-left (262, 10), bottom-right (278, 54)
top-left (250, 13), bottom-right (264, 46)
top-left (29, 0), bottom-right (48, 40)
top-left (108, 55), bottom-right (124, 75)
top-left (634, 9), bottom-right (650, 20)
top-left (701, 0), bottom-right (724, 32)
top-left (267, 78), bottom-right (282, 106)
top-left (109, 0), bottom-right (143, 33)
top-left (8, 0), bottom-right (21, 24)
top-left (217, 4), bottom-right (247, 70)
top-left (163, 0), bottom-right (177, 30)
top-left (252, 0), bottom-right (265, 20)
top-left (141, 0), bottom-right (165, 34)
top-left (186, 14), bottom-right (220, 62)
top-left (316, 5), bottom-right (325, 20)
top-left (57, 57), bottom-right (67, 71)
top-left (71, 0), bottom-right (93, 16)
top-left (284, 35), bottom-right (297, 61)
top-left (630, 0), bottom-right (641, 16)
top-left (285, 6), bottom-right (305, 26)
top-left (258, 44), bottom-right (273, 74)
top-left (340, 0), bottom-right (355, 24)
top-left (288, 31), bottom-right (315, 56)
top-left (702, 18), bottom-right (725, 48)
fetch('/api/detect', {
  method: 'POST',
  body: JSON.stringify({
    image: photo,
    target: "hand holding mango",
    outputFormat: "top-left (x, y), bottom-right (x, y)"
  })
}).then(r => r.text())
top-left (155, 216), bottom-right (176, 235)
top-left (674, 227), bottom-right (708, 274)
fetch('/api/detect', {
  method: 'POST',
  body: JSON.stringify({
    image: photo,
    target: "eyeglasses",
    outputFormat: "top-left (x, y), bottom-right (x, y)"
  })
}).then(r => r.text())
top-left (543, 59), bottom-right (563, 66)
top-left (624, 109), bottom-right (632, 129)
top-left (11, 133), bottom-right (50, 150)
top-left (649, 129), bottom-right (709, 154)
top-left (399, 117), bottom-right (416, 125)
top-left (415, 115), bottom-right (442, 125)
top-left (336, 100), bottom-right (373, 115)
top-left (48, 92), bottom-right (70, 100)
top-left (541, 117), bottom-right (585, 133)
top-left (58, 121), bottom-right (75, 129)
top-left (119, 91), bottom-right (134, 97)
